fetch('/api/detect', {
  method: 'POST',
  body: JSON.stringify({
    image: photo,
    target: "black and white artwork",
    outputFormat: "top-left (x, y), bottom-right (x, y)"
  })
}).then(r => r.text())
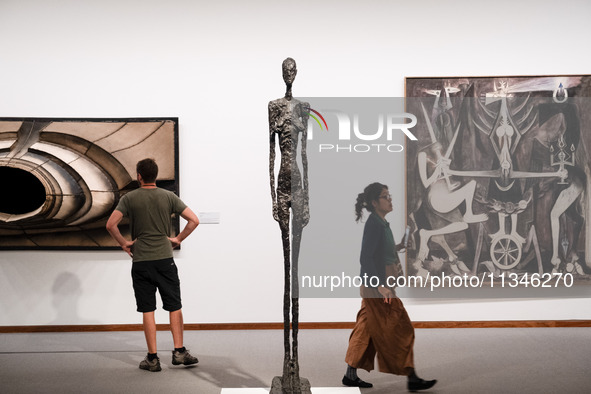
top-left (405, 75), bottom-right (591, 282)
top-left (0, 117), bottom-right (179, 249)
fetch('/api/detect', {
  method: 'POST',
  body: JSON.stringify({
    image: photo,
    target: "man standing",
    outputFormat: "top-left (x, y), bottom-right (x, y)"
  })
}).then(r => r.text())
top-left (106, 158), bottom-right (199, 372)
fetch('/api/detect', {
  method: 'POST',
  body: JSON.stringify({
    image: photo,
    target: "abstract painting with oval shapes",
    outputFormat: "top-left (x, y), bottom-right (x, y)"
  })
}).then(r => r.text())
top-left (0, 118), bottom-right (179, 249)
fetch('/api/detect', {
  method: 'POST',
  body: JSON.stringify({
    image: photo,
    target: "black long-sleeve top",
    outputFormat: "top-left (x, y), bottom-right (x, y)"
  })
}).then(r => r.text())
top-left (359, 212), bottom-right (399, 287)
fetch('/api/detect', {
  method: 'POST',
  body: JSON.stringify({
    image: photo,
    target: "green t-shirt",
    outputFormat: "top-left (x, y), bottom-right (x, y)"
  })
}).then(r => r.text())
top-left (115, 188), bottom-right (187, 262)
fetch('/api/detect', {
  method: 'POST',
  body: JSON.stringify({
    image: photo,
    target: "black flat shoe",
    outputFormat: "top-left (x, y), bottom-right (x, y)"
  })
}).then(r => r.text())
top-left (408, 378), bottom-right (437, 392)
top-left (342, 375), bottom-right (373, 388)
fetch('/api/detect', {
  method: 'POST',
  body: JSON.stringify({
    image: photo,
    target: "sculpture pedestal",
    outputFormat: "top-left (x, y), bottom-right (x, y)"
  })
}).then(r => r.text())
top-left (270, 376), bottom-right (312, 394)
top-left (221, 388), bottom-right (360, 394)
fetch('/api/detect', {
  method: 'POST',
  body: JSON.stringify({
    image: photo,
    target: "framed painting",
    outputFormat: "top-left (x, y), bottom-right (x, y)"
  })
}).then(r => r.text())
top-left (404, 75), bottom-right (591, 282)
top-left (0, 117), bottom-right (179, 249)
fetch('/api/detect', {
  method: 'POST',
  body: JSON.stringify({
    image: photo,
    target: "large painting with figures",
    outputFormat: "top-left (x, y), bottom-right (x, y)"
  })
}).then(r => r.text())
top-left (0, 117), bottom-right (179, 249)
top-left (405, 75), bottom-right (591, 282)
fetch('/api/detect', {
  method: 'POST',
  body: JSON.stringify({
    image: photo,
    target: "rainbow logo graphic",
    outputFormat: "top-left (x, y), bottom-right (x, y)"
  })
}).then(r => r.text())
top-left (308, 108), bottom-right (329, 131)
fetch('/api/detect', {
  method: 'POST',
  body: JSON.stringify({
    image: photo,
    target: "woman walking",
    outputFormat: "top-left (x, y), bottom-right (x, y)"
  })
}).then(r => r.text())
top-left (343, 182), bottom-right (437, 392)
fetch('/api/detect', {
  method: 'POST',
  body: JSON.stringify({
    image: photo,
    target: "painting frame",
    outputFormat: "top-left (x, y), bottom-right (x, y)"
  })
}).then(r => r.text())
top-left (404, 74), bottom-right (591, 283)
top-left (0, 117), bottom-right (180, 250)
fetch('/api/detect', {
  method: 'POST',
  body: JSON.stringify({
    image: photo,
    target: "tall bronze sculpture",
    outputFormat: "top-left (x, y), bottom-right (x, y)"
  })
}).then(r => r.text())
top-left (268, 58), bottom-right (311, 394)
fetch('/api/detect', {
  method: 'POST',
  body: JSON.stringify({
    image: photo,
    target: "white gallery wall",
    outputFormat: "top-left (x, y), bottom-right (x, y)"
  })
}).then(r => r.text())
top-left (1, 0), bottom-right (590, 326)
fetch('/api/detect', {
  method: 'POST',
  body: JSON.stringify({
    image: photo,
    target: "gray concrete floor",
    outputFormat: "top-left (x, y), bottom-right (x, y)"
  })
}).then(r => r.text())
top-left (1, 328), bottom-right (590, 393)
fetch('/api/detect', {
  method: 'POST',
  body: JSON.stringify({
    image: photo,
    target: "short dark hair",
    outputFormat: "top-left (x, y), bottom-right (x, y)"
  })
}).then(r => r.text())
top-left (136, 158), bottom-right (158, 183)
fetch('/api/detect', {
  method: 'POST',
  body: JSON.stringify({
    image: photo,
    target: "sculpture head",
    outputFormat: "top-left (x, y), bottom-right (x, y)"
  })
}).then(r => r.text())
top-left (282, 57), bottom-right (297, 86)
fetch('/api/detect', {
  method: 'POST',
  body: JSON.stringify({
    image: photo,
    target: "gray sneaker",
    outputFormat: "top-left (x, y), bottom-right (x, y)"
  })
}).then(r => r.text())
top-left (172, 348), bottom-right (199, 366)
top-left (139, 355), bottom-right (162, 372)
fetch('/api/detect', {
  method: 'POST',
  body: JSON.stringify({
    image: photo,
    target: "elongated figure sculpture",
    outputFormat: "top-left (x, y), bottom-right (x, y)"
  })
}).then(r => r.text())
top-left (268, 57), bottom-right (311, 394)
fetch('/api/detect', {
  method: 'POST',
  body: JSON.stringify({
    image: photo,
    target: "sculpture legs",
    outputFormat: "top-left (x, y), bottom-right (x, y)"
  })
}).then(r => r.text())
top-left (271, 220), bottom-right (310, 394)
top-left (281, 221), bottom-right (291, 386)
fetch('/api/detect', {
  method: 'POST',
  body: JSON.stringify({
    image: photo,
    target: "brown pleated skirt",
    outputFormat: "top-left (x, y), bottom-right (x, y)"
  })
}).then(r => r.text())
top-left (345, 286), bottom-right (415, 375)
